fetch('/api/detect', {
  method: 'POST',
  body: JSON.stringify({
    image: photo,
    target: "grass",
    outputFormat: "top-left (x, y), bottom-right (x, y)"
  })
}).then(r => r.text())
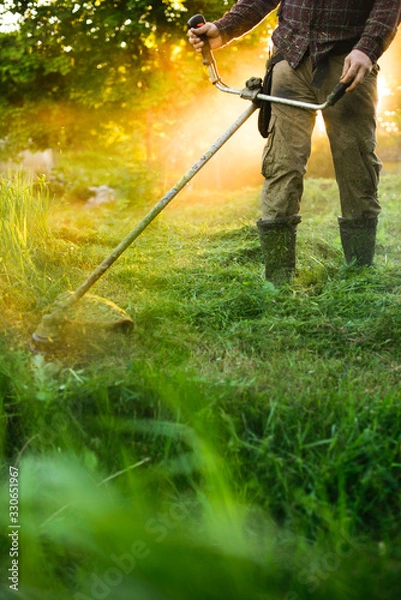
top-left (1, 171), bottom-right (401, 598)
top-left (0, 174), bottom-right (51, 312)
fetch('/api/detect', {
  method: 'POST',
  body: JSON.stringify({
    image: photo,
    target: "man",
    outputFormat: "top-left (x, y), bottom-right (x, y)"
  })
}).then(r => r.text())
top-left (188, 1), bottom-right (401, 284)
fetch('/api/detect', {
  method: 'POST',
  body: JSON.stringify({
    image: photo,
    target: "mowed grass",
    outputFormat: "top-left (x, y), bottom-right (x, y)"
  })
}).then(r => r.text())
top-left (1, 172), bottom-right (401, 599)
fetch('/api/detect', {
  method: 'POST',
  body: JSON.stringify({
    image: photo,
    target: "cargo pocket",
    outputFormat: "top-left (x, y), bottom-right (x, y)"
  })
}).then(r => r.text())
top-left (359, 136), bottom-right (382, 190)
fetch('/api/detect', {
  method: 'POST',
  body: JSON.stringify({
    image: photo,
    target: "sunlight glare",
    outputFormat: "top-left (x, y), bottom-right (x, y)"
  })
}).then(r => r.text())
top-left (0, 9), bottom-right (20, 32)
top-left (377, 75), bottom-right (392, 112)
top-left (315, 111), bottom-right (327, 135)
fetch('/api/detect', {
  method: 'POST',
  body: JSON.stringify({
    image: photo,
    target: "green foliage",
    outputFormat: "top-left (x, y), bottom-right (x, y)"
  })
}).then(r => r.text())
top-left (0, 0), bottom-right (278, 155)
top-left (1, 0), bottom-right (187, 100)
top-left (0, 1), bottom-right (187, 152)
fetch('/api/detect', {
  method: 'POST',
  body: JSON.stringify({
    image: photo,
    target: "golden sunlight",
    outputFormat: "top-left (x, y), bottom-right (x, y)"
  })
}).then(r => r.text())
top-left (377, 66), bottom-right (400, 134)
top-left (315, 111), bottom-right (326, 135)
top-left (377, 74), bottom-right (393, 110)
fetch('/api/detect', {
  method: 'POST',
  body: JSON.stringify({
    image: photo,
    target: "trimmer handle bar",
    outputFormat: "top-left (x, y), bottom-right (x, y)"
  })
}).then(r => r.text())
top-left (188, 14), bottom-right (350, 111)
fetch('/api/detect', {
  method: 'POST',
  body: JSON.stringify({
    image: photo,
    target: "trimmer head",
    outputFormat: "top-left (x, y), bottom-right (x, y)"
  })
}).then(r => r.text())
top-left (31, 292), bottom-right (134, 352)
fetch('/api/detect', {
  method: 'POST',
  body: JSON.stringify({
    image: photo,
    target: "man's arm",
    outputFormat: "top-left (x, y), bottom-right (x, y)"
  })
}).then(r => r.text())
top-left (340, 0), bottom-right (401, 92)
top-left (354, 0), bottom-right (401, 65)
top-left (188, 0), bottom-right (279, 52)
top-left (213, 0), bottom-right (280, 45)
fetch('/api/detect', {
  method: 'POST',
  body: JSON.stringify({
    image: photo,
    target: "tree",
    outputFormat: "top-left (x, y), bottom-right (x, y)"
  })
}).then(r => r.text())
top-left (0, 1), bottom-right (276, 154)
top-left (0, 1), bottom-right (187, 150)
top-left (0, 1), bottom-right (191, 104)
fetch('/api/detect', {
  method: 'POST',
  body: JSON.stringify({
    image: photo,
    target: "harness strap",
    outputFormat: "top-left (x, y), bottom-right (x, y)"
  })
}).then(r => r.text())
top-left (258, 52), bottom-right (285, 138)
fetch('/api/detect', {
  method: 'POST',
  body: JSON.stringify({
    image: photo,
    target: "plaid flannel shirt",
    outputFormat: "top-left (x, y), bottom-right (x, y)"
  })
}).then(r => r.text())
top-left (215, 0), bottom-right (401, 68)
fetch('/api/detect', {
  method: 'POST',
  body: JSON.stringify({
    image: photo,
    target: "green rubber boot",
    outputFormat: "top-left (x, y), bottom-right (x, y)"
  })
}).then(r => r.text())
top-left (257, 215), bottom-right (302, 285)
top-left (338, 216), bottom-right (378, 266)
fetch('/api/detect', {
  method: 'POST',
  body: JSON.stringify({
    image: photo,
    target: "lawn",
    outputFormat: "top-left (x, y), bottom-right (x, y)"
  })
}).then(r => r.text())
top-left (1, 168), bottom-right (401, 599)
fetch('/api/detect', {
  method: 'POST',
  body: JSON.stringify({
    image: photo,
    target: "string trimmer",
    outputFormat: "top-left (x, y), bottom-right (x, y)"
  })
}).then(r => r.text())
top-left (31, 14), bottom-right (349, 351)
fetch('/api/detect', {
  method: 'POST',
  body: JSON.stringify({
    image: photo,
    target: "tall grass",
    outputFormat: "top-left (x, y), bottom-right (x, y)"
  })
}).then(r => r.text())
top-left (0, 363), bottom-right (400, 599)
top-left (0, 174), bottom-right (54, 317)
top-left (1, 344), bottom-right (401, 598)
top-left (0, 174), bottom-right (50, 269)
top-left (1, 173), bottom-right (401, 598)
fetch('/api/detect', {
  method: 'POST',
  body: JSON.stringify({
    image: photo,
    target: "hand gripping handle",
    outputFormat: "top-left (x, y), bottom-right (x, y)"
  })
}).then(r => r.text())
top-left (187, 14), bottom-right (214, 66)
top-left (326, 81), bottom-right (353, 107)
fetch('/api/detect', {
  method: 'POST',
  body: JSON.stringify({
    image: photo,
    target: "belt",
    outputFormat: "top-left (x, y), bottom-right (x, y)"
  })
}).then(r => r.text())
top-left (310, 37), bottom-right (360, 88)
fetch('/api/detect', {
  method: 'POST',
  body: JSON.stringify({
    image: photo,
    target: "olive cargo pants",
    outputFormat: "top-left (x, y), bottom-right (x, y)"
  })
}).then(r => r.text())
top-left (260, 53), bottom-right (382, 220)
